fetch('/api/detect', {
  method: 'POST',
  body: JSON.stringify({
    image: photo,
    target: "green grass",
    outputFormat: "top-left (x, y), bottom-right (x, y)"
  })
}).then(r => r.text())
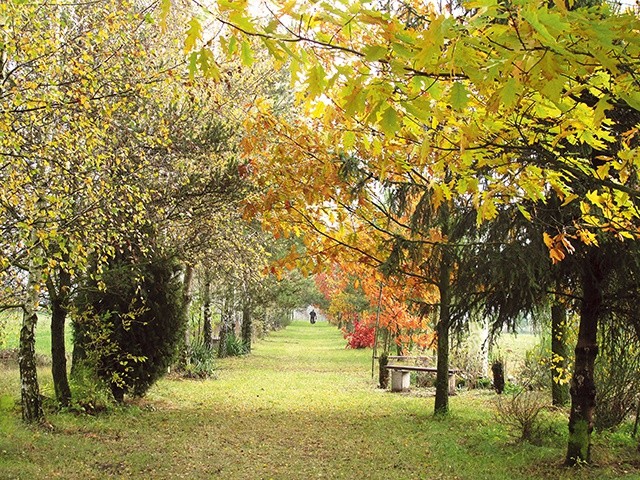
top-left (1, 309), bottom-right (72, 357)
top-left (1, 321), bottom-right (638, 479)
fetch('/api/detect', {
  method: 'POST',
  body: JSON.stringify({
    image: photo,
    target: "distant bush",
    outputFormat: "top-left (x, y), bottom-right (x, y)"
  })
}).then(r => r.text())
top-left (495, 391), bottom-right (549, 444)
top-left (177, 341), bottom-right (217, 379)
top-left (342, 320), bottom-right (375, 349)
top-left (223, 333), bottom-right (249, 357)
top-left (450, 341), bottom-right (487, 390)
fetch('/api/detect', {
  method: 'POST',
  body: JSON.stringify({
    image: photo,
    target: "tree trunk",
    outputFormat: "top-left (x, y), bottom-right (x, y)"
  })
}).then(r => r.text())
top-left (47, 270), bottom-right (72, 408)
top-left (217, 298), bottom-right (229, 358)
top-left (492, 360), bottom-right (505, 394)
top-left (378, 352), bottom-right (389, 389)
top-left (19, 312), bottom-right (43, 422)
top-left (50, 295), bottom-right (71, 407)
top-left (241, 300), bottom-right (252, 353)
top-left (551, 301), bottom-right (570, 407)
top-left (20, 199), bottom-right (45, 423)
top-left (434, 253), bottom-right (452, 415)
top-left (182, 264), bottom-right (194, 349)
top-left (566, 250), bottom-right (603, 465)
top-left (71, 323), bottom-right (87, 377)
top-left (202, 273), bottom-right (212, 350)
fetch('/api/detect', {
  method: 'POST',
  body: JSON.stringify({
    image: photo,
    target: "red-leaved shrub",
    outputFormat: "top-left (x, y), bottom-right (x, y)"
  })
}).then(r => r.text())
top-left (343, 320), bottom-right (375, 349)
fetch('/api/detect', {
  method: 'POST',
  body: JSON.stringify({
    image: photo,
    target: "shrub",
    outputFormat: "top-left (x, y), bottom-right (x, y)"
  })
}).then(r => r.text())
top-left (450, 340), bottom-right (487, 390)
top-left (73, 249), bottom-right (185, 402)
top-left (495, 391), bottom-right (549, 444)
top-left (595, 322), bottom-right (640, 431)
top-left (223, 332), bottom-right (249, 357)
top-left (342, 320), bottom-right (375, 349)
top-left (519, 346), bottom-right (553, 390)
top-left (177, 341), bottom-right (217, 379)
top-left (66, 364), bottom-right (114, 415)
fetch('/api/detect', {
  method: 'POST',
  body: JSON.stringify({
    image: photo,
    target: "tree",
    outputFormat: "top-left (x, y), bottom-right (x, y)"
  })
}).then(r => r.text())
top-left (73, 229), bottom-right (184, 403)
top-left (195, 0), bottom-right (640, 463)
top-left (0, 0), bottom-right (177, 420)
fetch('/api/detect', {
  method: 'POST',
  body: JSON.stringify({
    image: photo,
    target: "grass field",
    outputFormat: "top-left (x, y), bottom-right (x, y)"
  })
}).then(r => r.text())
top-left (0, 321), bottom-right (638, 479)
top-left (0, 309), bottom-right (72, 357)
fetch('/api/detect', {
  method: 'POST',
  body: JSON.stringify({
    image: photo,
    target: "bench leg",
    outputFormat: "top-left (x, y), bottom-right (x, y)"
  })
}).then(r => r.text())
top-left (448, 373), bottom-right (457, 396)
top-left (391, 371), bottom-right (411, 392)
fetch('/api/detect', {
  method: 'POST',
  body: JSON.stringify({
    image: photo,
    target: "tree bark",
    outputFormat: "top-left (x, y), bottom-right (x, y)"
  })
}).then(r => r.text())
top-left (19, 311), bottom-right (43, 422)
top-left (434, 251), bottom-right (452, 415)
top-left (241, 300), bottom-right (252, 353)
top-left (19, 204), bottom-right (45, 423)
top-left (47, 269), bottom-right (72, 408)
top-left (182, 264), bottom-right (194, 349)
top-left (70, 324), bottom-right (87, 376)
top-left (50, 294), bottom-right (71, 407)
top-left (492, 360), bottom-right (505, 394)
top-left (551, 301), bottom-right (570, 407)
top-left (378, 352), bottom-right (389, 389)
top-left (566, 250), bottom-right (603, 465)
top-left (202, 272), bottom-right (213, 350)
top-left (217, 297), bottom-right (229, 358)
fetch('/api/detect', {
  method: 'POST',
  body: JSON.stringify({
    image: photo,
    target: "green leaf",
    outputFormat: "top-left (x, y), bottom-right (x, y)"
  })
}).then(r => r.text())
top-left (449, 82), bottom-right (468, 110)
top-left (342, 131), bottom-right (356, 150)
top-left (363, 45), bottom-right (387, 62)
top-left (227, 36), bottom-right (238, 56)
top-left (241, 40), bottom-right (254, 66)
top-left (184, 17), bottom-right (202, 53)
top-left (500, 78), bottom-right (519, 108)
top-left (229, 11), bottom-right (256, 33)
top-left (517, 204), bottom-right (532, 221)
top-left (307, 64), bottom-right (327, 99)
top-left (199, 48), bottom-right (220, 80)
top-left (159, 0), bottom-right (171, 30)
top-left (188, 51), bottom-right (198, 79)
top-left (620, 92), bottom-right (640, 112)
top-left (380, 106), bottom-right (400, 136)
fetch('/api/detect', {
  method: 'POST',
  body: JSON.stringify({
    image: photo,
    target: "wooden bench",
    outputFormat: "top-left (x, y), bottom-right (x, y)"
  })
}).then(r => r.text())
top-left (385, 363), bottom-right (458, 395)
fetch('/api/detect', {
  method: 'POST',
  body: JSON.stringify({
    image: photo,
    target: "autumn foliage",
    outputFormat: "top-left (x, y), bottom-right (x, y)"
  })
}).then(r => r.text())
top-left (315, 261), bottom-right (435, 353)
top-left (342, 320), bottom-right (375, 349)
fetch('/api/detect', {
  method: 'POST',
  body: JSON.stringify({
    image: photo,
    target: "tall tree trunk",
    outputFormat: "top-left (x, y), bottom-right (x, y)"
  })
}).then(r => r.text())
top-left (217, 296), bottom-right (230, 358)
top-left (202, 272), bottom-right (212, 350)
top-left (20, 311), bottom-right (43, 422)
top-left (50, 294), bottom-right (71, 406)
top-left (71, 323), bottom-right (87, 376)
top-left (378, 352), bottom-right (389, 389)
top-left (182, 264), bottom-right (194, 349)
top-left (20, 271), bottom-right (44, 422)
top-left (47, 268), bottom-right (72, 407)
top-left (434, 252), bottom-right (452, 415)
top-left (19, 196), bottom-right (45, 423)
top-left (551, 300), bottom-right (570, 407)
top-left (241, 300), bottom-right (252, 353)
top-left (566, 250), bottom-right (603, 465)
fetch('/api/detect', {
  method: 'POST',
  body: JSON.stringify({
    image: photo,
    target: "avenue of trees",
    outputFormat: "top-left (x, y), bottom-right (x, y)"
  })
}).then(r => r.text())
top-left (0, 0), bottom-right (319, 420)
top-left (189, 0), bottom-right (640, 466)
top-left (1, 0), bottom-right (639, 471)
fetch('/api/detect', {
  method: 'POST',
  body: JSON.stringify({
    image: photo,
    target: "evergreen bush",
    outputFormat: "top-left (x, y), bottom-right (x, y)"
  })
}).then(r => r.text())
top-left (73, 248), bottom-right (185, 402)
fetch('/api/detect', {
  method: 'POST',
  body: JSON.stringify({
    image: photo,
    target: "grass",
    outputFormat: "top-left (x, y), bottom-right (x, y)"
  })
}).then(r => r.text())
top-left (1, 320), bottom-right (639, 479)
top-left (0, 309), bottom-right (72, 357)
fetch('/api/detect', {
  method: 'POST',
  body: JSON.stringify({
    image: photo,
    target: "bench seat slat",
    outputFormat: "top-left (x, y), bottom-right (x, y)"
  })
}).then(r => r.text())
top-left (385, 365), bottom-right (458, 374)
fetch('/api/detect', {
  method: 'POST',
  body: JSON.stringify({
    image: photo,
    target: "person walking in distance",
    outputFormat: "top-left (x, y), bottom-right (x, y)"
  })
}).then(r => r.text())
top-left (309, 309), bottom-right (317, 324)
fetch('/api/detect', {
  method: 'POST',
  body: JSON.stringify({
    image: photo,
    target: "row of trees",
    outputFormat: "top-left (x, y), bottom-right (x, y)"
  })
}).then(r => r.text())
top-left (0, 1), bottom-right (320, 421)
top-left (185, 0), bottom-right (640, 467)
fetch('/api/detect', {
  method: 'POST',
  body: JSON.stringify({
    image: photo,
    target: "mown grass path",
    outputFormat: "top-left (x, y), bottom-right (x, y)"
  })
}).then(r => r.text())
top-left (1, 321), bottom-right (638, 479)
